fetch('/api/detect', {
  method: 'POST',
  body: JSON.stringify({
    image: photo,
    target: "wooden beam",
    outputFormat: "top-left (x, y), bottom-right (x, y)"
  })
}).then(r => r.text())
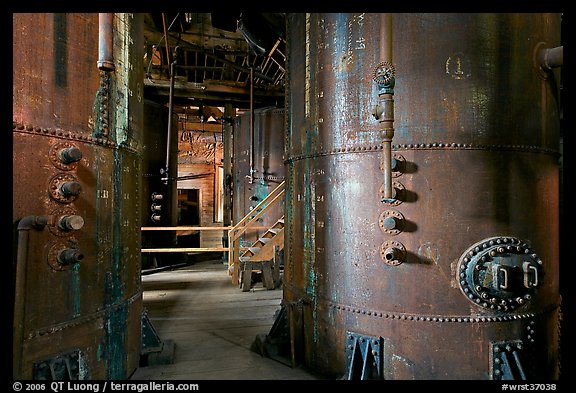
top-left (144, 26), bottom-right (248, 53)
top-left (179, 122), bottom-right (223, 133)
top-left (142, 247), bottom-right (230, 252)
top-left (144, 78), bottom-right (284, 108)
top-left (142, 226), bottom-right (233, 231)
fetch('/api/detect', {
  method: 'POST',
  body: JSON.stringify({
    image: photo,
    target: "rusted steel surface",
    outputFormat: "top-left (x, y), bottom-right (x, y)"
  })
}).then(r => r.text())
top-left (233, 107), bottom-right (286, 245)
top-left (284, 13), bottom-right (561, 379)
top-left (13, 13), bottom-right (144, 379)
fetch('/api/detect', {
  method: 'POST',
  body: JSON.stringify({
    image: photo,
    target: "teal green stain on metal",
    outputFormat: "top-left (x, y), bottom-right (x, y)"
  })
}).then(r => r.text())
top-left (112, 148), bottom-right (124, 303)
top-left (103, 148), bottom-right (127, 379)
top-left (255, 178), bottom-right (268, 201)
top-left (256, 178), bottom-right (269, 208)
top-left (71, 263), bottom-right (81, 317)
top-left (105, 305), bottom-right (128, 379)
top-left (302, 166), bottom-right (319, 344)
top-left (77, 351), bottom-right (89, 380)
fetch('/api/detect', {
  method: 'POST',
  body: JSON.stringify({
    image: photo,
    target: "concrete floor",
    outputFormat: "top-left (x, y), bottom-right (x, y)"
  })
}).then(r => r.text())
top-left (130, 258), bottom-right (324, 381)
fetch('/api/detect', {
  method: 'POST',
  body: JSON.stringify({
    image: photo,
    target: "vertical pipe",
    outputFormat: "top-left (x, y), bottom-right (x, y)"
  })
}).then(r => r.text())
top-left (13, 216), bottom-right (50, 379)
top-left (163, 48), bottom-right (178, 185)
top-left (161, 13), bottom-right (172, 78)
top-left (289, 303), bottom-right (296, 369)
top-left (379, 14), bottom-right (395, 201)
top-left (98, 13), bottom-right (115, 71)
top-left (223, 103), bottom-right (234, 257)
top-left (249, 66), bottom-right (255, 184)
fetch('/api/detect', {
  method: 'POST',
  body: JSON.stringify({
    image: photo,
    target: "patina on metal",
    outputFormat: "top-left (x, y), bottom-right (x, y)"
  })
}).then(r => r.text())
top-left (233, 107), bottom-right (285, 246)
top-left (13, 13), bottom-right (144, 379)
top-left (283, 13), bottom-right (561, 379)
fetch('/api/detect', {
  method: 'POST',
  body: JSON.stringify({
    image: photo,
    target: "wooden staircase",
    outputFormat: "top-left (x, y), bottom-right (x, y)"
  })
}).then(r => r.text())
top-left (228, 181), bottom-right (285, 288)
top-left (239, 216), bottom-right (284, 291)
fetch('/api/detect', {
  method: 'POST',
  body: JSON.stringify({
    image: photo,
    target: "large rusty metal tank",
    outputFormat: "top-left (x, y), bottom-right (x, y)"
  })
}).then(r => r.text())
top-left (233, 107), bottom-right (285, 243)
top-left (284, 13), bottom-right (562, 379)
top-left (13, 13), bottom-right (144, 379)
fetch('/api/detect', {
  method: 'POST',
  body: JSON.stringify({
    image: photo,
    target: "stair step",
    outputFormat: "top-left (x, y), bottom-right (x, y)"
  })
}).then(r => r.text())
top-left (239, 256), bottom-right (251, 262)
top-left (259, 237), bottom-right (271, 243)
top-left (268, 228), bottom-right (281, 234)
top-left (248, 247), bottom-right (261, 254)
top-left (277, 218), bottom-right (284, 224)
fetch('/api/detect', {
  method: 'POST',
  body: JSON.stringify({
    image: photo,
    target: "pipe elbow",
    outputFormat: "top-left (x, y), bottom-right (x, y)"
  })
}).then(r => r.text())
top-left (17, 215), bottom-right (50, 231)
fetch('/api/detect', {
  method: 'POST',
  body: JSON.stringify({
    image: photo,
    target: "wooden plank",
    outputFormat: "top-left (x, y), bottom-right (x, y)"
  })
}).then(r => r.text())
top-left (130, 259), bottom-right (320, 380)
top-left (142, 226), bottom-right (233, 231)
top-left (141, 247), bottom-right (229, 252)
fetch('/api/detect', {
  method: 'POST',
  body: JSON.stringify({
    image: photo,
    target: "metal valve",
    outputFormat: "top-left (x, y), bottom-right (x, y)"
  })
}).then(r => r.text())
top-left (57, 248), bottom-right (84, 266)
top-left (380, 240), bottom-right (406, 266)
top-left (58, 146), bottom-right (83, 164)
top-left (57, 215), bottom-right (85, 231)
top-left (59, 181), bottom-right (82, 197)
top-left (379, 210), bottom-right (404, 235)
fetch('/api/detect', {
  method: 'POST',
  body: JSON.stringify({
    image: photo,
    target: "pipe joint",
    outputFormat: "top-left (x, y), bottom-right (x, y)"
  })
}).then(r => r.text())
top-left (17, 215), bottom-right (52, 231)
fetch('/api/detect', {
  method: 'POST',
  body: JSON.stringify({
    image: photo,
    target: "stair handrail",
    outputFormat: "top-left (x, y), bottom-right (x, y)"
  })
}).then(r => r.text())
top-left (228, 180), bottom-right (285, 284)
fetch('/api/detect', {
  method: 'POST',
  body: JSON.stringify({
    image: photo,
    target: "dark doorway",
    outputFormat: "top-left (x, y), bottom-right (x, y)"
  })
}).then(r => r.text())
top-left (177, 189), bottom-right (200, 247)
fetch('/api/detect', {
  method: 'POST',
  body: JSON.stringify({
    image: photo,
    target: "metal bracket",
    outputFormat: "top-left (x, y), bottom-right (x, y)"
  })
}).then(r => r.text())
top-left (344, 332), bottom-right (383, 380)
top-left (141, 310), bottom-right (163, 354)
top-left (33, 349), bottom-right (83, 380)
top-left (491, 340), bottom-right (527, 380)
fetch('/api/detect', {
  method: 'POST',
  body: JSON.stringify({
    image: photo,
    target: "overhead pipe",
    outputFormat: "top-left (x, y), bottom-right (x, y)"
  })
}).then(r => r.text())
top-left (162, 46), bottom-right (179, 185)
top-left (97, 13), bottom-right (115, 71)
top-left (13, 215), bottom-right (52, 379)
top-left (372, 13), bottom-right (396, 202)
